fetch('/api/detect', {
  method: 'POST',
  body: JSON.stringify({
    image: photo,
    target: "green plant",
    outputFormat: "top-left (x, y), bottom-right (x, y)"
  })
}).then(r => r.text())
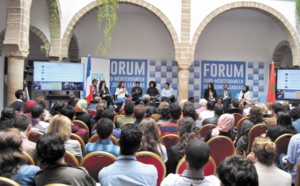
top-left (96, 0), bottom-right (119, 56)
top-left (296, 0), bottom-right (300, 31)
top-left (49, 0), bottom-right (59, 39)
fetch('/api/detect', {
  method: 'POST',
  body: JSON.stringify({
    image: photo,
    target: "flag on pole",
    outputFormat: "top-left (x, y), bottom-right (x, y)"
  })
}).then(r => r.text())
top-left (266, 61), bottom-right (276, 103)
top-left (85, 55), bottom-right (93, 105)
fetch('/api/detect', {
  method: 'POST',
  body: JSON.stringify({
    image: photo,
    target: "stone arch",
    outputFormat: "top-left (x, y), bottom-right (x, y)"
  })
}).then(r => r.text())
top-left (272, 40), bottom-right (292, 67)
top-left (68, 34), bottom-right (79, 62)
top-left (0, 26), bottom-right (50, 56)
top-left (61, 0), bottom-right (179, 58)
top-left (191, 1), bottom-right (300, 66)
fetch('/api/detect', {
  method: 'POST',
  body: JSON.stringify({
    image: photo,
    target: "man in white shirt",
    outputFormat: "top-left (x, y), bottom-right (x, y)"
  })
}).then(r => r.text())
top-left (161, 139), bottom-right (219, 186)
top-left (161, 82), bottom-right (176, 103)
top-left (198, 101), bottom-right (215, 128)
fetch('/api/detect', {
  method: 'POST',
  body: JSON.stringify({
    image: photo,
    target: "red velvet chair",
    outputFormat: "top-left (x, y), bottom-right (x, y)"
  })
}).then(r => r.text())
top-left (87, 109), bottom-right (96, 117)
top-left (176, 156), bottom-right (216, 176)
top-left (80, 151), bottom-right (117, 182)
top-left (232, 113), bottom-right (243, 127)
top-left (70, 133), bottom-right (85, 156)
top-left (73, 120), bottom-right (90, 137)
top-left (274, 133), bottom-right (293, 162)
top-left (136, 151), bottom-right (166, 186)
top-left (246, 124), bottom-right (269, 153)
top-left (88, 134), bottom-right (118, 145)
top-left (236, 116), bottom-right (249, 139)
top-left (198, 124), bottom-right (216, 139)
top-left (64, 150), bottom-right (80, 166)
top-left (207, 136), bottom-right (235, 167)
top-left (28, 130), bottom-right (44, 143)
top-left (161, 134), bottom-right (179, 153)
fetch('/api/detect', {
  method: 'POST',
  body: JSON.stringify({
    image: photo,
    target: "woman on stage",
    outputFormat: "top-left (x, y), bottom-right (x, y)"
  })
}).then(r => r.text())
top-left (99, 81), bottom-right (116, 108)
top-left (203, 82), bottom-right (217, 102)
top-left (115, 81), bottom-right (128, 104)
top-left (239, 85), bottom-right (251, 102)
top-left (146, 81), bottom-right (160, 101)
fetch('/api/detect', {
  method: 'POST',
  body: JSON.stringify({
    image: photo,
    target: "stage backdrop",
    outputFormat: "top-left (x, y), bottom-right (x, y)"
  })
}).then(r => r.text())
top-left (82, 57), bottom-right (270, 102)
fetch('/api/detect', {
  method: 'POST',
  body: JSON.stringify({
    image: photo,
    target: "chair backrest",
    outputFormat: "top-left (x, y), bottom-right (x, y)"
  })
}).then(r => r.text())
top-left (23, 151), bottom-right (35, 165)
top-left (64, 150), bottom-right (80, 166)
top-left (198, 124), bottom-right (216, 139)
top-left (274, 133), bottom-right (293, 162)
top-left (0, 177), bottom-right (20, 186)
top-left (161, 134), bottom-right (179, 154)
top-left (87, 109), bottom-right (96, 117)
top-left (136, 151), bottom-right (166, 186)
top-left (120, 122), bottom-right (133, 129)
top-left (91, 123), bottom-right (97, 132)
top-left (247, 123), bottom-right (269, 153)
top-left (207, 136), bottom-right (235, 167)
top-left (232, 113), bottom-right (243, 127)
top-left (45, 184), bottom-right (69, 186)
top-left (295, 162), bottom-right (300, 186)
top-left (236, 117), bottom-right (249, 139)
top-left (88, 134), bottom-right (118, 145)
top-left (80, 151), bottom-right (117, 182)
top-left (176, 156), bottom-right (216, 176)
top-left (28, 130), bottom-right (44, 143)
top-left (73, 120), bottom-right (90, 136)
top-left (70, 133), bottom-right (85, 156)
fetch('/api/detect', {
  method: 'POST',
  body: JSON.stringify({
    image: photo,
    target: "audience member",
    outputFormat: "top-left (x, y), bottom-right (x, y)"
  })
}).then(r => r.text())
top-left (236, 106), bottom-right (265, 151)
top-left (115, 102), bottom-right (135, 128)
top-left (167, 117), bottom-right (199, 174)
top-left (161, 139), bottom-right (219, 186)
top-left (290, 107), bottom-right (300, 133)
top-left (85, 118), bottom-right (120, 156)
top-left (45, 101), bottom-right (65, 122)
top-left (35, 96), bottom-right (49, 117)
top-left (133, 104), bottom-right (146, 126)
top-left (15, 114), bottom-right (36, 158)
top-left (218, 155), bottom-right (258, 186)
top-left (255, 103), bottom-right (271, 118)
top-left (188, 97), bottom-right (194, 103)
top-left (282, 103), bottom-right (291, 113)
top-left (88, 95), bottom-right (101, 110)
top-left (266, 112), bottom-right (296, 141)
top-left (67, 94), bottom-right (79, 107)
top-left (34, 133), bottom-right (96, 185)
top-left (264, 103), bottom-right (283, 127)
top-left (74, 99), bottom-right (93, 130)
top-left (242, 99), bottom-right (255, 116)
top-left (159, 104), bottom-right (181, 136)
top-left (99, 124), bottom-right (157, 185)
top-left (0, 128), bottom-right (40, 185)
top-left (30, 104), bottom-right (49, 133)
top-left (151, 101), bottom-right (169, 121)
top-left (101, 109), bottom-right (121, 139)
top-left (226, 98), bottom-right (242, 115)
top-left (182, 101), bottom-right (197, 121)
top-left (90, 100), bottom-right (107, 127)
top-left (142, 94), bottom-right (155, 114)
top-left (179, 99), bottom-right (188, 110)
top-left (198, 101), bottom-right (215, 127)
top-left (60, 106), bottom-right (89, 142)
top-left (18, 100), bottom-right (37, 116)
top-left (10, 89), bottom-right (26, 111)
top-left (202, 104), bottom-right (224, 125)
top-left (47, 114), bottom-right (82, 161)
top-left (139, 118), bottom-right (168, 162)
top-left (251, 136), bottom-right (291, 186)
top-left (195, 98), bottom-right (207, 115)
top-left (204, 113), bottom-right (235, 142)
top-left (156, 104), bottom-right (171, 124)
top-left (0, 107), bottom-right (16, 130)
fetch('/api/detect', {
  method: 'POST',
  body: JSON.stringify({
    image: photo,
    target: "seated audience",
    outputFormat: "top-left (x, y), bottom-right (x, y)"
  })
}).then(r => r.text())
top-left (99, 124), bottom-right (157, 185)
top-left (266, 112), bottom-right (296, 141)
top-left (139, 118), bottom-right (168, 162)
top-left (218, 155), bottom-right (258, 186)
top-left (156, 104), bottom-right (170, 124)
top-left (290, 107), bottom-right (300, 133)
top-left (182, 102), bottom-right (197, 121)
top-left (204, 113), bottom-right (235, 142)
top-left (161, 139), bottom-right (219, 186)
top-left (151, 101), bottom-right (169, 121)
top-left (30, 104), bottom-right (49, 133)
top-left (90, 100), bottom-right (107, 128)
top-left (133, 104), bottom-right (146, 126)
top-left (18, 100), bottom-right (37, 116)
top-left (282, 103), bottom-right (291, 113)
top-left (60, 106), bottom-right (89, 142)
top-left (195, 98), bottom-right (207, 115)
top-left (202, 104), bottom-right (224, 125)
top-left (45, 101), bottom-right (65, 122)
top-left (85, 118), bottom-right (120, 157)
top-left (250, 136), bottom-right (291, 186)
top-left (198, 101), bottom-right (215, 127)
top-left (167, 117), bottom-right (199, 174)
top-left (142, 94), bottom-right (155, 114)
top-left (280, 133), bottom-right (300, 184)
top-left (0, 107), bottom-right (16, 130)
top-left (0, 128), bottom-right (40, 185)
top-left (115, 102), bottom-right (135, 128)
top-left (88, 95), bottom-right (101, 110)
top-left (159, 104), bottom-right (181, 136)
top-left (34, 133), bottom-right (96, 185)
top-left (47, 114), bottom-right (82, 161)
top-left (255, 103), bottom-right (271, 118)
top-left (15, 114), bottom-right (36, 158)
top-left (236, 106), bottom-right (265, 151)
top-left (10, 89), bottom-right (26, 112)
top-left (242, 99), bottom-right (255, 116)
top-left (74, 99), bottom-right (93, 130)
top-left (35, 96), bottom-right (50, 119)
top-left (226, 98), bottom-right (242, 115)
top-left (67, 94), bottom-right (79, 107)
top-left (264, 103), bottom-right (283, 127)
top-left (100, 109), bottom-right (121, 139)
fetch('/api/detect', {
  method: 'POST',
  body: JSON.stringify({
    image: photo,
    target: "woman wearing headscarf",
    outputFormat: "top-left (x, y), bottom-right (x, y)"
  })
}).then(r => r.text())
top-left (204, 113), bottom-right (235, 142)
top-left (74, 99), bottom-right (92, 130)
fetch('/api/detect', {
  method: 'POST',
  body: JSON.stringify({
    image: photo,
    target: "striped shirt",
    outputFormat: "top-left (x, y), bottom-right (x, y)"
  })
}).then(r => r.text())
top-left (85, 139), bottom-right (120, 157)
top-left (159, 120), bottom-right (179, 137)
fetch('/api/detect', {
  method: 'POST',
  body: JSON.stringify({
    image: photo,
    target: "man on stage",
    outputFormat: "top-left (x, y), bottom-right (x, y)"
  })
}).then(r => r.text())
top-left (219, 83), bottom-right (232, 111)
top-left (131, 81), bottom-right (143, 104)
top-left (161, 82), bottom-right (176, 103)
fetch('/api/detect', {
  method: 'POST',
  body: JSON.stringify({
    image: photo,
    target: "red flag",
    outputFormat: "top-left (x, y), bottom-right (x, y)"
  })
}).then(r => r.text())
top-left (267, 62), bottom-right (276, 103)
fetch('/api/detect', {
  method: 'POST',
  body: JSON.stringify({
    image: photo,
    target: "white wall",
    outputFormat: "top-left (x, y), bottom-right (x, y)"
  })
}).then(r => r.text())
top-left (74, 4), bottom-right (174, 59)
top-left (195, 9), bottom-right (287, 62)
top-left (30, 0), bottom-right (51, 41)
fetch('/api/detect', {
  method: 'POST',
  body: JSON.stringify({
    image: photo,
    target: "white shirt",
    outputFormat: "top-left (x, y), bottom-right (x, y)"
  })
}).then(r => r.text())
top-left (115, 88), bottom-right (128, 98)
top-left (158, 144), bottom-right (168, 163)
top-left (199, 110), bottom-right (215, 124)
top-left (239, 91), bottom-right (251, 100)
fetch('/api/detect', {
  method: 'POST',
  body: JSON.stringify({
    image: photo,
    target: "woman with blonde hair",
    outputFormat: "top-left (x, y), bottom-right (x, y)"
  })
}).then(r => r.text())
top-left (48, 114), bottom-right (82, 161)
top-left (250, 136), bottom-right (291, 186)
top-left (139, 118), bottom-right (168, 162)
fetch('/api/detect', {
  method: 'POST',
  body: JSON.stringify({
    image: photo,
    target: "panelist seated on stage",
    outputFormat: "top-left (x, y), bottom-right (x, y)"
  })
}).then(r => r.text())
top-left (219, 83), bottom-right (232, 110)
top-left (115, 81), bottom-right (129, 104)
top-left (146, 81), bottom-right (160, 101)
top-left (131, 81), bottom-right (143, 104)
top-left (161, 82), bottom-right (176, 103)
top-left (239, 85), bottom-right (251, 102)
top-left (99, 81), bottom-right (116, 108)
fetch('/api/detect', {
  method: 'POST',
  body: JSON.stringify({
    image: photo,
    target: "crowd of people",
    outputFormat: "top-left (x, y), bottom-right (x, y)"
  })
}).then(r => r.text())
top-left (0, 81), bottom-right (299, 186)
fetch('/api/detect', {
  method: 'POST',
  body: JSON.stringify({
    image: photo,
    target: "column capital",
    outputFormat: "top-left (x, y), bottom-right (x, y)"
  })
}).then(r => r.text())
top-left (3, 44), bottom-right (28, 59)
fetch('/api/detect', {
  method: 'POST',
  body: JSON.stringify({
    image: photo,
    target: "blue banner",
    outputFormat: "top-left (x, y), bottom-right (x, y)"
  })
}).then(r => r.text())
top-left (201, 61), bottom-right (246, 98)
top-left (110, 59), bottom-right (148, 96)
